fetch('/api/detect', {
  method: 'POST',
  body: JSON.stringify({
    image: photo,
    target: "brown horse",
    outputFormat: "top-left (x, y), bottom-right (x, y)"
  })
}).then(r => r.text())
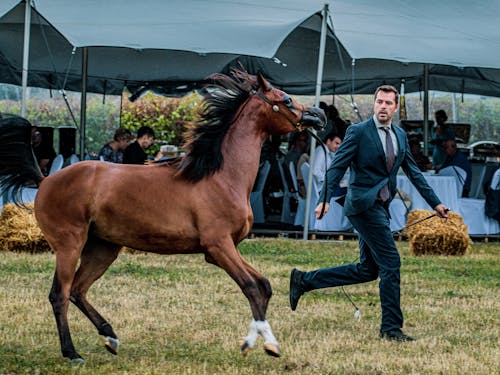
top-left (0, 70), bottom-right (325, 364)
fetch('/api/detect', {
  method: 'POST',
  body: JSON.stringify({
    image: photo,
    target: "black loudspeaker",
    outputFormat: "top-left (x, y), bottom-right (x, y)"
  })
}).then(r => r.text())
top-left (58, 126), bottom-right (77, 158)
top-left (37, 126), bottom-right (54, 150)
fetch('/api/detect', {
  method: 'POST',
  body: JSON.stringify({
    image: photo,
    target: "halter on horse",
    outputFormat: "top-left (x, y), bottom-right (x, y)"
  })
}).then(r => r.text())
top-left (0, 70), bottom-right (325, 364)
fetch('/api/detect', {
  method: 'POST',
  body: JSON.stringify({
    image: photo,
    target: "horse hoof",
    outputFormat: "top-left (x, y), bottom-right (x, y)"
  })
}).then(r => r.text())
top-left (263, 343), bottom-right (280, 357)
top-left (240, 339), bottom-right (251, 357)
top-left (69, 357), bottom-right (85, 366)
top-left (105, 336), bottom-right (120, 355)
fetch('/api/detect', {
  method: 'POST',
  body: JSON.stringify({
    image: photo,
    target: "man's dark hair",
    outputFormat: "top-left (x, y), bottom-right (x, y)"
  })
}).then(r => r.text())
top-left (137, 126), bottom-right (155, 139)
top-left (325, 130), bottom-right (342, 142)
top-left (374, 85), bottom-right (399, 105)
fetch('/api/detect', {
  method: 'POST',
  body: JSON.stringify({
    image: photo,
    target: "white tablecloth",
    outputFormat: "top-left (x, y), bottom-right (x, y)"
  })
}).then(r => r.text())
top-left (397, 174), bottom-right (459, 213)
top-left (458, 198), bottom-right (500, 235)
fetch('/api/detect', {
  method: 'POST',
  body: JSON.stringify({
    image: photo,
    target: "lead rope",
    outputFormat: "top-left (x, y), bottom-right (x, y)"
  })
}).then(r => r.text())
top-left (305, 129), bottom-right (329, 219)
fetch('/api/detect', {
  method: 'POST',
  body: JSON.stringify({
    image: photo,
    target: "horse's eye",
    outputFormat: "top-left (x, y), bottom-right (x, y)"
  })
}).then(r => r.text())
top-left (283, 97), bottom-right (293, 107)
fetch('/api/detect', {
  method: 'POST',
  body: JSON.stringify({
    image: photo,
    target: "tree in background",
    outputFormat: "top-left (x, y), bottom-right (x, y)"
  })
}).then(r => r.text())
top-left (1, 87), bottom-right (498, 158)
top-left (120, 91), bottom-right (201, 156)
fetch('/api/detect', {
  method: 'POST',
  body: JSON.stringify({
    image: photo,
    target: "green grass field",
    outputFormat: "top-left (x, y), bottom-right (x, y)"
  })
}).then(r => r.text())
top-left (0, 238), bottom-right (498, 374)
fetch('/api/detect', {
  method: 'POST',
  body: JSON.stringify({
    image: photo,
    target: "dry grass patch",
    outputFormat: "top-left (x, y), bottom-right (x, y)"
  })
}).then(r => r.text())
top-left (0, 238), bottom-right (498, 374)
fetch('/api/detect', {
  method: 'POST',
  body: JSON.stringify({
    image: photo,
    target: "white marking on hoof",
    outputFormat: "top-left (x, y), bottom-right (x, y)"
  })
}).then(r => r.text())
top-left (69, 357), bottom-right (85, 366)
top-left (105, 336), bottom-right (120, 355)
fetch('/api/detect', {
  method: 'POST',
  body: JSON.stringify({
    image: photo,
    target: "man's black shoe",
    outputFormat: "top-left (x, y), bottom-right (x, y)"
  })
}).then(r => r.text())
top-left (289, 268), bottom-right (304, 311)
top-left (379, 330), bottom-right (415, 342)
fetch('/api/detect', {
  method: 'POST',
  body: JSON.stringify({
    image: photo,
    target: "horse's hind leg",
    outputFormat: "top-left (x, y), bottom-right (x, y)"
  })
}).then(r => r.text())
top-left (49, 249), bottom-right (84, 364)
top-left (205, 238), bottom-right (280, 357)
top-left (70, 237), bottom-right (121, 355)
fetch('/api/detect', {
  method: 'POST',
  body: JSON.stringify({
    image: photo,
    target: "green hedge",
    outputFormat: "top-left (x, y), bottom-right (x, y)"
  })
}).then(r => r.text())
top-left (0, 92), bottom-right (202, 157)
top-left (1, 91), bottom-right (498, 158)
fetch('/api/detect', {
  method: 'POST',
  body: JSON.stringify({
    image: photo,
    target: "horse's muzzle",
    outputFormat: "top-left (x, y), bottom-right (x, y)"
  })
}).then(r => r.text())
top-left (301, 107), bottom-right (327, 131)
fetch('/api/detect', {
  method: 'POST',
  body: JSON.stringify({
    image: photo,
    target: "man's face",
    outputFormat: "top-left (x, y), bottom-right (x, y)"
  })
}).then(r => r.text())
top-left (374, 91), bottom-right (398, 125)
top-left (326, 136), bottom-right (342, 153)
top-left (138, 135), bottom-right (154, 149)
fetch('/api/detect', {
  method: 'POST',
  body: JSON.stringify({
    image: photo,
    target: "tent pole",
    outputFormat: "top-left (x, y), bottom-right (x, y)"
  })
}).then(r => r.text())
top-left (79, 47), bottom-right (88, 160)
top-left (452, 93), bottom-right (457, 122)
top-left (21, 0), bottom-right (32, 118)
top-left (423, 64), bottom-right (429, 156)
top-left (303, 3), bottom-right (328, 240)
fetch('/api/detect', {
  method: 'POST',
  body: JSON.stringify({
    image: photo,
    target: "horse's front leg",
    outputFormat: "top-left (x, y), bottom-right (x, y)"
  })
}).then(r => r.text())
top-left (205, 241), bottom-right (280, 357)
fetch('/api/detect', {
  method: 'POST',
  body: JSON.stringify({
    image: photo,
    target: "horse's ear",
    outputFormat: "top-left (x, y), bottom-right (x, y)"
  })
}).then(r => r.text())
top-left (257, 72), bottom-right (272, 92)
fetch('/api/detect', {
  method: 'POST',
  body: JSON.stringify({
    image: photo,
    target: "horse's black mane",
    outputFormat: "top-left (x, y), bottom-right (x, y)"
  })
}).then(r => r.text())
top-left (177, 70), bottom-right (257, 182)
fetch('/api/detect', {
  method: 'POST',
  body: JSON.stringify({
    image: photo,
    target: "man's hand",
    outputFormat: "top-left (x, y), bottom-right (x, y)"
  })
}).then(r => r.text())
top-left (315, 202), bottom-right (330, 219)
top-left (434, 204), bottom-right (449, 218)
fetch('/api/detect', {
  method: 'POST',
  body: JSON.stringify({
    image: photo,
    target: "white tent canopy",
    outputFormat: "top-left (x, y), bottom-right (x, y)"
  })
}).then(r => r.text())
top-left (0, 0), bottom-right (337, 95)
top-left (332, 0), bottom-right (500, 69)
top-left (2, 0), bottom-right (498, 67)
top-left (1, 1), bottom-right (500, 97)
top-left (30, 0), bottom-right (324, 58)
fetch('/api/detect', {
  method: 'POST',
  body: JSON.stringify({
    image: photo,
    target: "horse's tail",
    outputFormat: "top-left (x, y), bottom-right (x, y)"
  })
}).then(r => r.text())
top-left (0, 114), bottom-right (44, 204)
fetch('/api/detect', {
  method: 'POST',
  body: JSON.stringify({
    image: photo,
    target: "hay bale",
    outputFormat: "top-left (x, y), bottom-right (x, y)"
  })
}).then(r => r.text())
top-left (405, 209), bottom-right (471, 256)
top-left (0, 203), bottom-right (51, 253)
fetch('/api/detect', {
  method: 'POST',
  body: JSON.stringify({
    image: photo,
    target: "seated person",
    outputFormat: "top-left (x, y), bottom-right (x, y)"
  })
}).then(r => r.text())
top-left (439, 138), bottom-right (472, 197)
top-left (409, 138), bottom-right (433, 172)
top-left (123, 126), bottom-right (155, 164)
top-left (430, 109), bottom-right (454, 169)
top-left (31, 126), bottom-right (56, 176)
top-left (98, 127), bottom-right (133, 163)
top-left (313, 131), bottom-right (347, 198)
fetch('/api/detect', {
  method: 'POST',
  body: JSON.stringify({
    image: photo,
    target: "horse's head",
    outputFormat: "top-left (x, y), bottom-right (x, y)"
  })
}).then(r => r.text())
top-left (252, 73), bottom-right (326, 135)
top-left (179, 69), bottom-right (326, 182)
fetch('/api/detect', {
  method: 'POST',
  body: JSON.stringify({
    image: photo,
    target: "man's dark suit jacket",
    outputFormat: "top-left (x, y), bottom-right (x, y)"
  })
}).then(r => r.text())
top-left (320, 118), bottom-right (441, 216)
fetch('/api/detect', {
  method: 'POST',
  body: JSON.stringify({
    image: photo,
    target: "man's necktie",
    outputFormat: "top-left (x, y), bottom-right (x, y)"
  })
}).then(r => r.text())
top-left (379, 127), bottom-right (395, 202)
top-left (383, 127), bottom-right (395, 171)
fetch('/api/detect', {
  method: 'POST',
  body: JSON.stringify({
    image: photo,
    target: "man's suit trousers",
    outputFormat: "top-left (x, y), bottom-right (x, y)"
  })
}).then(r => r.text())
top-left (302, 202), bottom-right (403, 332)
